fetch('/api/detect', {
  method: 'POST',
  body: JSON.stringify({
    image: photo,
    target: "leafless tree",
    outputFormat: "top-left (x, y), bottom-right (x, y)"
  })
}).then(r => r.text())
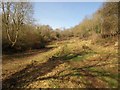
top-left (2, 2), bottom-right (33, 47)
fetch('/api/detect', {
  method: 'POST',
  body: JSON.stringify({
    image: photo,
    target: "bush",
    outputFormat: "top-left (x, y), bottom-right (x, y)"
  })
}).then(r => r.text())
top-left (2, 24), bottom-right (58, 53)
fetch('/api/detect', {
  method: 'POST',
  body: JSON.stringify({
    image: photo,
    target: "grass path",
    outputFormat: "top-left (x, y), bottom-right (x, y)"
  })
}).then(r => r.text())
top-left (2, 39), bottom-right (118, 88)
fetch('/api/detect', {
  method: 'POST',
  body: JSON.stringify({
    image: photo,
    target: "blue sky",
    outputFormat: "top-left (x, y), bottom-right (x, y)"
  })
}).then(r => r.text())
top-left (33, 2), bottom-right (103, 29)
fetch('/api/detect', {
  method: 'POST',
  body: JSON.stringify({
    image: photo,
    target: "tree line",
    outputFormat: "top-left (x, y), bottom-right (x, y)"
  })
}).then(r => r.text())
top-left (63, 2), bottom-right (119, 39)
top-left (1, 2), bottom-right (119, 53)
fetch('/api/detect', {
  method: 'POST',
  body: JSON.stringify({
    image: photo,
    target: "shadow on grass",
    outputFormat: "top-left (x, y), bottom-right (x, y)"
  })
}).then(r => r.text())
top-left (2, 56), bottom-right (64, 88)
top-left (2, 51), bottom-right (118, 88)
top-left (2, 47), bottom-right (54, 60)
top-left (2, 51), bottom-right (83, 88)
top-left (37, 63), bottom-right (118, 88)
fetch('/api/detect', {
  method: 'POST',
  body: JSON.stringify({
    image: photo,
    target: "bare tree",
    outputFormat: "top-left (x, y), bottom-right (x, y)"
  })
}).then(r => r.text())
top-left (2, 2), bottom-right (33, 47)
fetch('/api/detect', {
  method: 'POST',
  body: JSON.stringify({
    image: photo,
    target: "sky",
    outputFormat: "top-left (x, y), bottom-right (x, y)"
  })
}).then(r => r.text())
top-left (33, 2), bottom-right (103, 29)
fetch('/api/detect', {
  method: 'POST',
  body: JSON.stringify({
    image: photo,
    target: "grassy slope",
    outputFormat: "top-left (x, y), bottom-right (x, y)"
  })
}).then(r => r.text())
top-left (2, 38), bottom-right (118, 88)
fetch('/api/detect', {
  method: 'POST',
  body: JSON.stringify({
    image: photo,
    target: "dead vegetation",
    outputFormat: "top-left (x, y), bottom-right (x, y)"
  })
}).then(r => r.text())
top-left (1, 2), bottom-right (119, 89)
top-left (2, 39), bottom-right (118, 88)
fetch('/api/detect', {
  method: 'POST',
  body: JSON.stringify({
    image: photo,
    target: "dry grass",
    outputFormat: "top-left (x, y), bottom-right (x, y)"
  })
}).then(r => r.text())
top-left (2, 38), bottom-right (118, 88)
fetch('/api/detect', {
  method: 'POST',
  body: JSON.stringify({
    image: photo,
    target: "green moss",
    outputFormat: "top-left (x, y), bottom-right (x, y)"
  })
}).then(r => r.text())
top-left (102, 77), bottom-right (118, 88)
top-left (70, 55), bottom-right (84, 61)
top-left (69, 52), bottom-right (95, 61)
top-left (85, 68), bottom-right (118, 88)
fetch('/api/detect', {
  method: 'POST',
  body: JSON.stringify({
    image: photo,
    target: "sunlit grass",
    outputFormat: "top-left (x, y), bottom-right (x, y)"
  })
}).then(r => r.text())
top-left (3, 38), bottom-right (118, 88)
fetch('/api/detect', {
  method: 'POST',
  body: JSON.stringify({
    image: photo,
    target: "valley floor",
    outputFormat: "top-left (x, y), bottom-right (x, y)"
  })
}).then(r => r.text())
top-left (2, 38), bottom-right (118, 88)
